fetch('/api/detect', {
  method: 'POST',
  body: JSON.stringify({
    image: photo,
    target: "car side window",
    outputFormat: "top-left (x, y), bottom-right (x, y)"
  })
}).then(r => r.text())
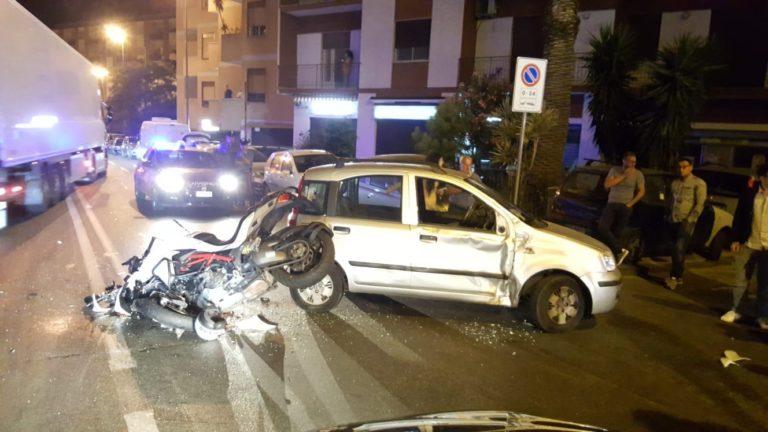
top-left (415, 177), bottom-right (496, 232)
top-left (562, 172), bottom-right (602, 197)
top-left (336, 175), bottom-right (402, 222)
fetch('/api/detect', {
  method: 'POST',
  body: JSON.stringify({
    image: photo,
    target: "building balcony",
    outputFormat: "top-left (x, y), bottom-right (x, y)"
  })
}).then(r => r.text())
top-left (458, 56), bottom-right (592, 86)
top-left (280, 0), bottom-right (362, 17)
top-left (209, 97), bottom-right (269, 131)
top-left (279, 63), bottom-right (360, 91)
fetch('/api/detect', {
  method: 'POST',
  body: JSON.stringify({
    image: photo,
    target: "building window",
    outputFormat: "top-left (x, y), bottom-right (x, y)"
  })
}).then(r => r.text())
top-left (201, 81), bottom-right (215, 108)
top-left (248, 25), bottom-right (267, 37)
top-left (395, 19), bottom-right (431, 61)
top-left (247, 68), bottom-right (267, 102)
top-left (201, 31), bottom-right (215, 60)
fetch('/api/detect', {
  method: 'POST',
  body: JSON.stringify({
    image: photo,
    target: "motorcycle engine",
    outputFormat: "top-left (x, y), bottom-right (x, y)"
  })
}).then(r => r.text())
top-left (196, 267), bottom-right (245, 310)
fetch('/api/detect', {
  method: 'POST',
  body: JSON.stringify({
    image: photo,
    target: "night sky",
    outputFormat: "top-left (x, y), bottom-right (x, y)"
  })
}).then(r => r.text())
top-left (17, 0), bottom-right (175, 28)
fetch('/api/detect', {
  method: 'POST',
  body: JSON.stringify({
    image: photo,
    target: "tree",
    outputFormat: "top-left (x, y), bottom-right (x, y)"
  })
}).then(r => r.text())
top-left (412, 74), bottom-right (511, 165)
top-left (107, 62), bottom-right (176, 135)
top-left (638, 35), bottom-right (720, 168)
top-left (535, 0), bottom-right (580, 187)
top-left (582, 26), bottom-right (641, 163)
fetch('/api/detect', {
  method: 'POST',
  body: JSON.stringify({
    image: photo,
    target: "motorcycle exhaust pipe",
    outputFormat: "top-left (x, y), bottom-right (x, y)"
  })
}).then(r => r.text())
top-left (250, 246), bottom-right (288, 267)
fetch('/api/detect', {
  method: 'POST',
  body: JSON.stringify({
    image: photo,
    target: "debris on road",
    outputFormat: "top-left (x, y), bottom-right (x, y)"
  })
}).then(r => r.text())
top-left (720, 350), bottom-right (750, 368)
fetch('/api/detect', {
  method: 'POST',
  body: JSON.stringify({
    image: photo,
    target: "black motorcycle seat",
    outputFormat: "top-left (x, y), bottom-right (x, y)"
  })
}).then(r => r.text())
top-left (193, 232), bottom-right (231, 246)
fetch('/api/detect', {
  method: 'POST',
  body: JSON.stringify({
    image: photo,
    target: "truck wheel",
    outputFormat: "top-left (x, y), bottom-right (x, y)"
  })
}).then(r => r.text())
top-left (27, 168), bottom-right (54, 214)
top-left (527, 275), bottom-right (585, 333)
top-left (289, 264), bottom-right (345, 313)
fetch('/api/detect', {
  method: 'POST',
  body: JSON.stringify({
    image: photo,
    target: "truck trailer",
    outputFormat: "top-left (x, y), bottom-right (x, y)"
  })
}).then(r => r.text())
top-left (0, 0), bottom-right (108, 225)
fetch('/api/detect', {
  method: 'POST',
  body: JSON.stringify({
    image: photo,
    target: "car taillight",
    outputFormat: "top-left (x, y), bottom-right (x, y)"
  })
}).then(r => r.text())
top-left (277, 193), bottom-right (293, 204)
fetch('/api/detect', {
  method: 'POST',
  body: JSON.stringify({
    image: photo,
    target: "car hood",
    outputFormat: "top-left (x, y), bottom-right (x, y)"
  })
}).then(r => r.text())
top-left (318, 410), bottom-right (607, 431)
top-left (537, 222), bottom-right (610, 254)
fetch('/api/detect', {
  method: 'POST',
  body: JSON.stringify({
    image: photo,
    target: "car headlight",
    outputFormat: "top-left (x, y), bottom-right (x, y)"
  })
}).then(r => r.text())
top-left (601, 253), bottom-right (617, 272)
top-left (155, 169), bottom-right (185, 193)
top-left (218, 174), bottom-right (239, 192)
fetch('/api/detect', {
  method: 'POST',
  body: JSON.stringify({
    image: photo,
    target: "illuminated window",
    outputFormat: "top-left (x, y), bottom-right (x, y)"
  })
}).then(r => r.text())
top-left (201, 32), bottom-right (215, 60)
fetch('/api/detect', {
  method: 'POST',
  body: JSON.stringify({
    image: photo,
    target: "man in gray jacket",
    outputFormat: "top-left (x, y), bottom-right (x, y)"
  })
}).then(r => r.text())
top-left (665, 157), bottom-right (707, 290)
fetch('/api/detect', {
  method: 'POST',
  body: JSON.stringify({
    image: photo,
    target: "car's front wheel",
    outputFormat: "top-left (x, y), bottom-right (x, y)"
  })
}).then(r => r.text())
top-left (289, 264), bottom-right (345, 313)
top-left (528, 275), bottom-right (585, 332)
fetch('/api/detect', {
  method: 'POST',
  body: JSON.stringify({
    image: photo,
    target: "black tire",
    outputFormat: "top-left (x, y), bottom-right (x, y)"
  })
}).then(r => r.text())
top-left (289, 264), bottom-right (345, 313)
top-left (706, 229), bottom-right (730, 261)
top-left (26, 168), bottom-right (54, 215)
top-left (136, 190), bottom-right (152, 215)
top-left (527, 275), bottom-right (585, 333)
top-left (272, 230), bottom-right (335, 289)
top-left (134, 297), bottom-right (195, 332)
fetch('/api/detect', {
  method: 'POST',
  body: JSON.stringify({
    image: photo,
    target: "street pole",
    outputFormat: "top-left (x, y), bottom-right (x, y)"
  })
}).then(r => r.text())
top-left (184, 0), bottom-right (190, 127)
top-left (514, 112), bottom-right (527, 206)
top-left (121, 41), bottom-right (125, 66)
top-left (243, 78), bottom-right (247, 143)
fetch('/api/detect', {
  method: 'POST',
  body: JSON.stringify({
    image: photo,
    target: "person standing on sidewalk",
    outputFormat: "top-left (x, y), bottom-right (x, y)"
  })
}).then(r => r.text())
top-left (664, 157), bottom-right (707, 290)
top-left (598, 152), bottom-right (646, 265)
top-left (721, 164), bottom-right (768, 330)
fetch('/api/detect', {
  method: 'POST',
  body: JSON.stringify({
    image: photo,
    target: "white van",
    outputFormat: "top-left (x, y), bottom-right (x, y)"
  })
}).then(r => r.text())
top-left (138, 118), bottom-right (190, 159)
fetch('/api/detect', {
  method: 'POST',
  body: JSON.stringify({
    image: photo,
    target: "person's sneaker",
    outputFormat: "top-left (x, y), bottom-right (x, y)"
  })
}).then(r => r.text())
top-left (617, 248), bottom-right (630, 266)
top-left (758, 318), bottom-right (768, 330)
top-left (664, 277), bottom-right (682, 290)
top-left (720, 310), bottom-right (741, 323)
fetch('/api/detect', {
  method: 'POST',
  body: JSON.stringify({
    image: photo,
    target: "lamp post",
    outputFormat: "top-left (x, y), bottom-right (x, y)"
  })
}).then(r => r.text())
top-left (91, 65), bottom-right (109, 99)
top-left (104, 24), bottom-right (127, 66)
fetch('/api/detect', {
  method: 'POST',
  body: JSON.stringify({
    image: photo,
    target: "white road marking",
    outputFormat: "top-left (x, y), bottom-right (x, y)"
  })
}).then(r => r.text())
top-left (220, 336), bottom-right (275, 432)
top-left (66, 196), bottom-right (159, 432)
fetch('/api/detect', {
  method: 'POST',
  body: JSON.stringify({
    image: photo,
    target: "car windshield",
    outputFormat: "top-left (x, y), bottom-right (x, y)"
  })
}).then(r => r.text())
top-left (466, 177), bottom-right (546, 227)
top-left (293, 154), bottom-right (337, 172)
top-left (153, 150), bottom-right (221, 168)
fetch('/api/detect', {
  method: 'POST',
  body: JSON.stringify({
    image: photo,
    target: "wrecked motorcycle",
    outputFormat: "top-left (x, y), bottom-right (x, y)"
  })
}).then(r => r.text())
top-left (85, 188), bottom-right (334, 340)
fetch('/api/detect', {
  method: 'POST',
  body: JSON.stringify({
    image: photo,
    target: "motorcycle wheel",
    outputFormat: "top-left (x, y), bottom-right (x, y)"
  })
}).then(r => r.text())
top-left (272, 230), bottom-right (335, 289)
top-left (193, 310), bottom-right (226, 341)
top-left (134, 297), bottom-right (194, 332)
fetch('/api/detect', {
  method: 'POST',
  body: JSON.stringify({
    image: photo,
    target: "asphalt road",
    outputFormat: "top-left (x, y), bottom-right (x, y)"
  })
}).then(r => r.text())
top-left (1, 157), bottom-right (767, 432)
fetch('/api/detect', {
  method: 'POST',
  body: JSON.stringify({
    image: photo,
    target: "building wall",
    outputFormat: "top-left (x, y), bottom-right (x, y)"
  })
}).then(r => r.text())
top-left (427, 0), bottom-right (464, 88)
top-left (359, 0), bottom-right (395, 89)
top-left (658, 9), bottom-right (710, 50)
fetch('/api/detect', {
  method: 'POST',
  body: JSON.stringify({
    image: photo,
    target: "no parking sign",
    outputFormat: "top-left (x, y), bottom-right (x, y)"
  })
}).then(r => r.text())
top-left (511, 57), bottom-right (547, 113)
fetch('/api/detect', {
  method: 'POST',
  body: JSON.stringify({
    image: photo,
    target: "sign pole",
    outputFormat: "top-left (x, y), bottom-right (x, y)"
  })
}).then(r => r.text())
top-left (514, 112), bottom-right (527, 205)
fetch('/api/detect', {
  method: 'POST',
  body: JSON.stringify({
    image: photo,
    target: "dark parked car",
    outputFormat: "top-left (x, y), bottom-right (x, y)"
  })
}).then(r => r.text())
top-left (134, 148), bottom-right (248, 214)
top-left (547, 163), bottom-right (733, 262)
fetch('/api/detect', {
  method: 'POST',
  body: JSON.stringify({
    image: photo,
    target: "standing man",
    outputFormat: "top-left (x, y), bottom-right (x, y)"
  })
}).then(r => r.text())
top-left (721, 164), bottom-right (768, 330)
top-left (598, 152), bottom-right (646, 265)
top-left (664, 157), bottom-right (707, 290)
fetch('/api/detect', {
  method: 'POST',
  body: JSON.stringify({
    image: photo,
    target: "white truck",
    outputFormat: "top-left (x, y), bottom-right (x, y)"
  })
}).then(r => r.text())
top-left (0, 0), bottom-right (107, 225)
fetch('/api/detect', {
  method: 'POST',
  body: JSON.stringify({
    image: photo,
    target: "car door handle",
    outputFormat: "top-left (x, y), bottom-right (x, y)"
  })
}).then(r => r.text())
top-left (420, 234), bottom-right (437, 243)
top-left (333, 226), bottom-right (351, 234)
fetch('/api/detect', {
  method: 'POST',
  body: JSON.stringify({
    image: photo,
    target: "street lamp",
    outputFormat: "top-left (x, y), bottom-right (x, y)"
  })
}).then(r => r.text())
top-left (104, 24), bottom-right (127, 66)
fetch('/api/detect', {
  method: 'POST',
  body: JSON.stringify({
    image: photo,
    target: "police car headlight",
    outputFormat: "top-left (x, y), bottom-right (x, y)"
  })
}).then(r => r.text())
top-left (155, 169), bottom-right (185, 193)
top-left (218, 174), bottom-right (239, 192)
top-left (601, 253), bottom-right (617, 272)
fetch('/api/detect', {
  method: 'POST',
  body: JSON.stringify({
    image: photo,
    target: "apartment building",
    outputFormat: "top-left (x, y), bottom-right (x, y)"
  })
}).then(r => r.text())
top-left (182, 0), bottom-right (768, 164)
top-left (177, 0), bottom-right (294, 146)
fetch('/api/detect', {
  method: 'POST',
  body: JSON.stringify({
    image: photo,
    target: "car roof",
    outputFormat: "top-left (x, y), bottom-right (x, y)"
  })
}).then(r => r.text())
top-left (304, 161), bottom-right (470, 181)
top-left (273, 149), bottom-right (334, 157)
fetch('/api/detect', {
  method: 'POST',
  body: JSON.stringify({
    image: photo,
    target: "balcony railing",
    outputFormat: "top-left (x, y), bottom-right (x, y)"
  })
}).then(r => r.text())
top-left (458, 55), bottom-right (594, 86)
top-left (279, 63), bottom-right (360, 90)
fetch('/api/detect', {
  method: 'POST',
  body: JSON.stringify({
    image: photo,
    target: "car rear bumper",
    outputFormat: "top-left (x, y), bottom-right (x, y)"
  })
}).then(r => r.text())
top-left (581, 269), bottom-right (622, 314)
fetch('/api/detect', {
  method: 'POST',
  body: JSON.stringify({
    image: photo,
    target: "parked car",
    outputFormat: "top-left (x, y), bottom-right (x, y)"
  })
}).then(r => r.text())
top-left (263, 149), bottom-right (337, 193)
top-left (695, 165), bottom-right (752, 215)
top-left (242, 145), bottom-right (288, 192)
top-left (133, 148), bottom-right (248, 214)
top-left (293, 161), bottom-right (622, 333)
top-left (547, 164), bottom-right (733, 262)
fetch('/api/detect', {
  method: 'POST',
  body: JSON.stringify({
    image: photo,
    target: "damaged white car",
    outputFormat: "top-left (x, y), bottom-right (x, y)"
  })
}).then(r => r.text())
top-left (293, 161), bottom-right (622, 332)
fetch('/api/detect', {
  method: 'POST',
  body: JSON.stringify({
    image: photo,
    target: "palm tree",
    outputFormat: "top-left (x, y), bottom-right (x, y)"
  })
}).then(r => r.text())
top-left (533, 0), bottom-right (580, 189)
top-left (638, 35), bottom-right (720, 168)
top-left (213, 0), bottom-right (230, 33)
top-left (582, 26), bottom-right (640, 163)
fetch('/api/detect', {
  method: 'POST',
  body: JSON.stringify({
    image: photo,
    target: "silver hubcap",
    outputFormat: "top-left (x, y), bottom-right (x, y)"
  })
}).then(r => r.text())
top-left (298, 275), bottom-right (334, 305)
top-left (547, 285), bottom-right (579, 325)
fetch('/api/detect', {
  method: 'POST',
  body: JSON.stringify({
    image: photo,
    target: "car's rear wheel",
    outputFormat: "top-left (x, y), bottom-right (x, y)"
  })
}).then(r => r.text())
top-left (528, 275), bottom-right (585, 333)
top-left (289, 264), bottom-right (345, 313)
top-left (705, 229), bottom-right (730, 261)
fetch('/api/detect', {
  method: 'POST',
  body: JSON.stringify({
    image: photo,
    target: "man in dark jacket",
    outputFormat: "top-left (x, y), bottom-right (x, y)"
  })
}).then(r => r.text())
top-left (722, 163), bottom-right (768, 330)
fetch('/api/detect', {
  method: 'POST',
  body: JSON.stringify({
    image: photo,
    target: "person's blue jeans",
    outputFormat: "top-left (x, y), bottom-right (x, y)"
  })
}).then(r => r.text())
top-left (670, 221), bottom-right (694, 278)
top-left (597, 202), bottom-right (632, 256)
